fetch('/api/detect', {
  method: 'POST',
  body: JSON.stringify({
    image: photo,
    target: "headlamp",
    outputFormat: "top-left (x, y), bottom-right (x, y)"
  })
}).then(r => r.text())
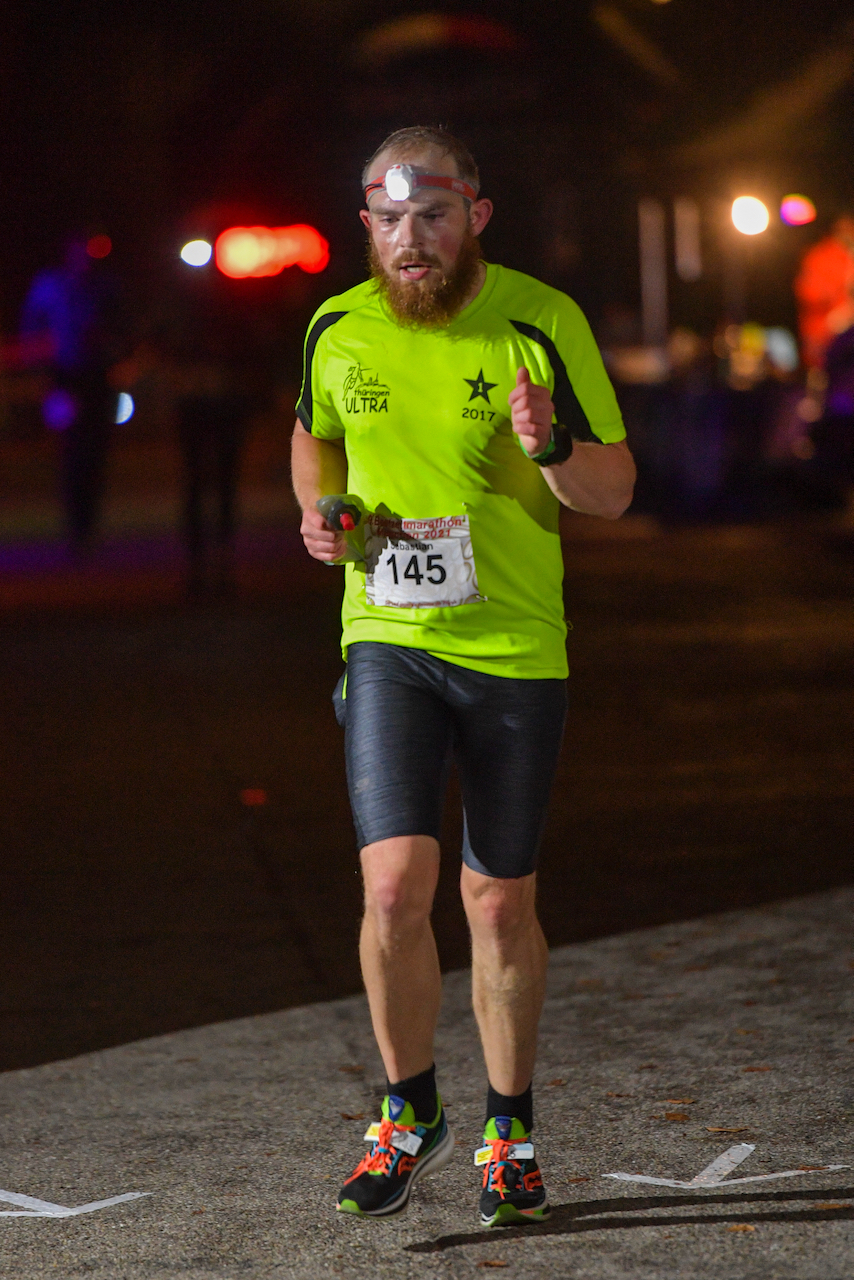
top-left (364, 163), bottom-right (478, 204)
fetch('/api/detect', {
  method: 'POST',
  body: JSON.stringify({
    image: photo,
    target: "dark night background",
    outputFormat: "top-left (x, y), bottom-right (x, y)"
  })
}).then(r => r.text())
top-left (2, 0), bottom-right (853, 339)
top-left (0, 1), bottom-right (852, 1073)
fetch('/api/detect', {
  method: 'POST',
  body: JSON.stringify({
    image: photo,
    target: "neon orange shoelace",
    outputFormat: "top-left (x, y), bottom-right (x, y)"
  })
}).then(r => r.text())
top-left (355, 1119), bottom-right (418, 1177)
top-left (482, 1139), bottom-right (515, 1193)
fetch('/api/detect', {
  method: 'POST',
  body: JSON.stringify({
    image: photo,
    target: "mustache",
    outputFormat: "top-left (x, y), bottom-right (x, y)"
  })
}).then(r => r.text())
top-left (389, 250), bottom-right (443, 271)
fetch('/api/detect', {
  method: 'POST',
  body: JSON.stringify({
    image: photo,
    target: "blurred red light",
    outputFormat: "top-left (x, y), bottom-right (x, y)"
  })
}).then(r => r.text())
top-left (86, 235), bottom-right (112, 259)
top-left (215, 225), bottom-right (329, 278)
top-left (240, 788), bottom-right (268, 807)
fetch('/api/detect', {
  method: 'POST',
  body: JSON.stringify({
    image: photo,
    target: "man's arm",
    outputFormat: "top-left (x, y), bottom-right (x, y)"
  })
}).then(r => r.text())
top-left (291, 420), bottom-right (350, 561)
top-left (508, 368), bottom-right (635, 519)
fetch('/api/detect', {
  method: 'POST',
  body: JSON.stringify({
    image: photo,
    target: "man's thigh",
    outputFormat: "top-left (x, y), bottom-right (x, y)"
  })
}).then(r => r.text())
top-left (448, 669), bottom-right (567, 880)
top-left (341, 643), bottom-right (453, 851)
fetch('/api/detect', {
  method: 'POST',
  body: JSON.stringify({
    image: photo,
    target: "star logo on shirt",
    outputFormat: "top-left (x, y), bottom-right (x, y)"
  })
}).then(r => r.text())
top-left (463, 369), bottom-right (498, 404)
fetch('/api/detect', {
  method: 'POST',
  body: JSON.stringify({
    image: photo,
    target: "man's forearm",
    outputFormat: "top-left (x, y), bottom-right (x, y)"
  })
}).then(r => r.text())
top-left (542, 439), bottom-right (636, 519)
top-left (291, 421), bottom-right (348, 511)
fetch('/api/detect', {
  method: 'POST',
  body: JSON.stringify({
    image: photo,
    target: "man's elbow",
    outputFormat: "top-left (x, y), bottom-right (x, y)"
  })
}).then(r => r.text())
top-left (600, 462), bottom-right (636, 519)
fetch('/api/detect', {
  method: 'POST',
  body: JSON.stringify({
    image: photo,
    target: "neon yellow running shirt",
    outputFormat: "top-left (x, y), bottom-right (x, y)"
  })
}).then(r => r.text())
top-left (296, 263), bottom-right (625, 678)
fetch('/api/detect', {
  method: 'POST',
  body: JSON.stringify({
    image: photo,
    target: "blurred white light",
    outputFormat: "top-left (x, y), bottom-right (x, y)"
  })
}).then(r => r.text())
top-left (732, 196), bottom-right (769, 236)
top-left (180, 239), bottom-right (212, 266)
top-left (764, 327), bottom-right (799, 373)
top-left (115, 393), bottom-right (134, 425)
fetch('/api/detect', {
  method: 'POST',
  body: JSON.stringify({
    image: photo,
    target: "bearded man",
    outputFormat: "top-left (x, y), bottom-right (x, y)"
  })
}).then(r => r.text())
top-left (291, 126), bottom-right (635, 1226)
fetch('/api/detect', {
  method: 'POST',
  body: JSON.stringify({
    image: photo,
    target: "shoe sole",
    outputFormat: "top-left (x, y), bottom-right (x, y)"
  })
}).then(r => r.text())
top-left (337, 1125), bottom-right (455, 1219)
top-left (480, 1199), bottom-right (551, 1228)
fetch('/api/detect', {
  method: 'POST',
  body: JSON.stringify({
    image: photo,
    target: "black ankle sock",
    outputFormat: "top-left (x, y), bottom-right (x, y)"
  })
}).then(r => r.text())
top-left (486, 1082), bottom-right (533, 1134)
top-left (387, 1063), bottom-right (438, 1122)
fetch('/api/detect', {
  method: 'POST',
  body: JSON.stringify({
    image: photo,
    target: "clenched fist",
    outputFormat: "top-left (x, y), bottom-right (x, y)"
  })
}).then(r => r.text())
top-left (300, 505), bottom-right (348, 562)
top-left (507, 367), bottom-right (554, 457)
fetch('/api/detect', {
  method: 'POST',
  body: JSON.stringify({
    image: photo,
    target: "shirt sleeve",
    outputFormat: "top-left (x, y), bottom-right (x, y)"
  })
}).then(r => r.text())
top-left (295, 307), bottom-right (348, 439)
top-left (552, 294), bottom-right (626, 444)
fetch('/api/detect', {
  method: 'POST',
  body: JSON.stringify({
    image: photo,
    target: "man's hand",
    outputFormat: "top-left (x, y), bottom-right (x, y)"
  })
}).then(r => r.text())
top-left (507, 367), bottom-right (554, 457)
top-left (300, 505), bottom-right (347, 562)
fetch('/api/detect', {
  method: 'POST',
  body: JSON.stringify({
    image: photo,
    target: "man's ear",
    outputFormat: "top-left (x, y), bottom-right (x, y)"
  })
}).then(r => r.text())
top-left (359, 209), bottom-right (372, 231)
top-left (470, 198), bottom-right (493, 237)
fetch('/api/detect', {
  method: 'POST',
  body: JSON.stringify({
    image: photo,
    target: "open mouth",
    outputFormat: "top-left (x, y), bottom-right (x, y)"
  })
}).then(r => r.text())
top-left (398, 260), bottom-right (437, 281)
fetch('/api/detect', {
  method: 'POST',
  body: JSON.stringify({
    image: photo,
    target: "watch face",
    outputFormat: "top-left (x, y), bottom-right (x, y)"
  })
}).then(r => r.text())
top-left (385, 164), bottom-right (414, 201)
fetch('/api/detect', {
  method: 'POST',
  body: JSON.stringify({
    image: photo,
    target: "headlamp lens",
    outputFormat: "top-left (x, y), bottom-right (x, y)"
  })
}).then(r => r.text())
top-left (384, 164), bottom-right (413, 202)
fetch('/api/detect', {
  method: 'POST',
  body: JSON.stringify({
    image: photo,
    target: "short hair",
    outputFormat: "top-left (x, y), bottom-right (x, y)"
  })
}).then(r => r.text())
top-left (361, 126), bottom-right (480, 195)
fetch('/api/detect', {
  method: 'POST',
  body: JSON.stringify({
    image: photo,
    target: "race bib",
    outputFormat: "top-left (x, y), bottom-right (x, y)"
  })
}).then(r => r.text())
top-left (364, 513), bottom-right (484, 609)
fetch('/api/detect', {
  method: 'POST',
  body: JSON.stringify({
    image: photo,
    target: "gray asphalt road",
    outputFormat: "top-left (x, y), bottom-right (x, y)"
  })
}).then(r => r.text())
top-left (1, 887), bottom-right (851, 1279)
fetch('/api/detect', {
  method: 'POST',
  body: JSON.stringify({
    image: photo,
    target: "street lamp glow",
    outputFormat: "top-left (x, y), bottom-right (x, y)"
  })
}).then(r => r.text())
top-left (180, 239), bottom-right (212, 267)
top-left (732, 197), bottom-right (769, 236)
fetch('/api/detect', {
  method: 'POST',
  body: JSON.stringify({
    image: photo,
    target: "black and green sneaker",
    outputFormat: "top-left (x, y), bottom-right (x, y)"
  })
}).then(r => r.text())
top-left (475, 1115), bottom-right (550, 1227)
top-left (337, 1093), bottom-right (454, 1218)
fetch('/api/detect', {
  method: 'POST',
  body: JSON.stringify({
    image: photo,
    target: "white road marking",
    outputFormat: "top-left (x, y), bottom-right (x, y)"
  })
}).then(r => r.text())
top-left (604, 1144), bottom-right (849, 1189)
top-left (0, 1188), bottom-right (150, 1218)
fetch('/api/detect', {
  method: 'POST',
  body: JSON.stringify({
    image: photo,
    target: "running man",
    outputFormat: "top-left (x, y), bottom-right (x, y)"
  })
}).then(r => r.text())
top-left (291, 127), bottom-right (635, 1226)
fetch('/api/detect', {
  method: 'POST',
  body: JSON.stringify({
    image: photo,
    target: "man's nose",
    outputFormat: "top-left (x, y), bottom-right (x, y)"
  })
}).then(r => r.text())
top-left (394, 211), bottom-right (424, 243)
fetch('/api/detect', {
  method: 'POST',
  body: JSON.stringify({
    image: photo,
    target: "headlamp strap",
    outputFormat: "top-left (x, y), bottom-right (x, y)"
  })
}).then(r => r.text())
top-left (364, 165), bottom-right (478, 204)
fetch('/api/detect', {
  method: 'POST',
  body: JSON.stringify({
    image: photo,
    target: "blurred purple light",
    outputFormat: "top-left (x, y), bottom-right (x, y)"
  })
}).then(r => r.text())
top-left (780, 195), bottom-right (816, 226)
top-left (42, 388), bottom-right (77, 431)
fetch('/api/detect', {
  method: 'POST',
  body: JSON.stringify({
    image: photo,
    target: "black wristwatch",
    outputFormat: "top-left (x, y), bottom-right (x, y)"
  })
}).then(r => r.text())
top-left (532, 423), bottom-right (574, 467)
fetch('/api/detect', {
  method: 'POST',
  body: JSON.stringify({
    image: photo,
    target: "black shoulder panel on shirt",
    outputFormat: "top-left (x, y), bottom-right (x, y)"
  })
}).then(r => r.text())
top-left (509, 318), bottom-right (599, 442)
top-left (295, 310), bottom-right (349, 432)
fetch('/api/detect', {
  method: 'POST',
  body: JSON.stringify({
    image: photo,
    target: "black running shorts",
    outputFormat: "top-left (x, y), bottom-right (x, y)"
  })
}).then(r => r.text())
top-left (333, 641), bottom-right (567, 879)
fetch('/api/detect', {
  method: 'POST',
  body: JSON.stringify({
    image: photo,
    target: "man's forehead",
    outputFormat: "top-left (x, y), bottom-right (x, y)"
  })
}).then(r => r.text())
top-left (365, 146), bottom-right (459, 186)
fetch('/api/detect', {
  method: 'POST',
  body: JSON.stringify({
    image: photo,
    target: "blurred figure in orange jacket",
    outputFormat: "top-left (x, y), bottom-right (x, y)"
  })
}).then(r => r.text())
top-left (795, 215), bottom-right (854, 505)
top-left (794, 214), bottom-right (854, 370)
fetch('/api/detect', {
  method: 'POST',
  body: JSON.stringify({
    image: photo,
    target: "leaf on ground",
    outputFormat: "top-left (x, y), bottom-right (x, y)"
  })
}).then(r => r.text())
top-left (338, 1065), bottom-right (365, 1074)
top-left (816, 1202), bottom-right (849, 1210)
top-left (638, 1063), bottom-right (658, 1070)
top-left (606, 1092), bottom-right (634, 1097)
top-left (743, 1000), bottom-right (757, 1007)
top-left (477, 1262), bottom-right (508, 1269)
top-left (665, 1112), bottom-right (691, 1121)
top-left (665, 1097), bottom-right (696, 1104)
top-left (340, 1113), bottom-right (365, 1121)
top-left (706, 1126), bottom-right (750, 1133)
top-left (743, 1066), bottom-right (772, 1072)
top-left (798, 1165), bottom-right (829, 1171)
top-left (727, 1224), bottom-right (756, 1233)
top-left (567, 1176), bottom-right (592, 1183)
top-left (547, 1078), bottom-right (567, 1087)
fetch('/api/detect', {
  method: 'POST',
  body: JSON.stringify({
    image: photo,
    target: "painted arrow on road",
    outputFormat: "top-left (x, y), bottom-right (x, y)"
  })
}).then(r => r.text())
top-left (0, 1187), bottom-right (150, 1218)
top-left (604, 1143), bottom-right (850, 1189)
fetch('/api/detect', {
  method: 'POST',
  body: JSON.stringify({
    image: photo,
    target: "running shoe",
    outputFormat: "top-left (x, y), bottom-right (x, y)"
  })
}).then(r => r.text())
top-left (475, 1115), bottom-right (550, 1227)
top-left (337, 1093), bottom-right (454, 1218)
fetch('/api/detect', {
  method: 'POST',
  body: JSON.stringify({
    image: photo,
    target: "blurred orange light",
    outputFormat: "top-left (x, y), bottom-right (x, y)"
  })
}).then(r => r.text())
top-left (780, 194), bottom-right (816, 226)
top-left (87, 234), bottom-right (112, 259)
top-left (215, 225), bottom-right (329, 278)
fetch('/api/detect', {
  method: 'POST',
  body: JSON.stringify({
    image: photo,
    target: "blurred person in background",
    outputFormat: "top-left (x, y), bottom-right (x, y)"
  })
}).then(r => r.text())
top-left (795, 214), bottom-right (854, 508)
top-left (19, 233), bottom-right (125, 553)
top-left (795, 213), bottom-right (854, 371)
top-left (153, 266), bottom-right (261, 598)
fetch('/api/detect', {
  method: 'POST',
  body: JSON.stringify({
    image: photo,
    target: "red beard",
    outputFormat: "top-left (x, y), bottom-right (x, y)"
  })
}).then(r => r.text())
top-left (369, 231), bottom-right (483, 328)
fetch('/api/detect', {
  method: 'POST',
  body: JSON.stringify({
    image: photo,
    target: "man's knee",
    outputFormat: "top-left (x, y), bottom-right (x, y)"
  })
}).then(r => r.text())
top-left (461, 866), bottom-right (538, 939)
top-left (361, 836), bottom-right (439, 930)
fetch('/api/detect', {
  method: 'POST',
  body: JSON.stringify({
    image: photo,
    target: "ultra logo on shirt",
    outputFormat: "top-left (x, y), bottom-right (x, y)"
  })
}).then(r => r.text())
top-left (343, 363), bottom-right (389, 414)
